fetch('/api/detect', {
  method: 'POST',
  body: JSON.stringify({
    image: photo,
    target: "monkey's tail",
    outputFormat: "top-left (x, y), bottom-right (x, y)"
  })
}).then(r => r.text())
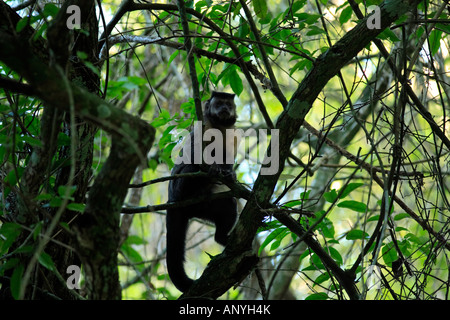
top-left (166, 211), bottom-right (194, 293)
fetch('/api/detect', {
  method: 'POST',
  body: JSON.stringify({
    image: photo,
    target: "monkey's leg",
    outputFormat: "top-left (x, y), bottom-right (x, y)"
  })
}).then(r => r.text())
top-left (213, 198), bottom-right (238, 246)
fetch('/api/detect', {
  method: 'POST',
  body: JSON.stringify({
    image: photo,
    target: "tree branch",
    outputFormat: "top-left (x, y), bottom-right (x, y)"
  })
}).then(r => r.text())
top-left (0, 76), bottom-right (35, 96)
top-left (176, 0), bottom-right (203, 121)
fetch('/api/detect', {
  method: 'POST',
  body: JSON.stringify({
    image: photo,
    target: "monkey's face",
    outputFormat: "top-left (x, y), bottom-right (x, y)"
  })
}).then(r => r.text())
top-left (209, 97), bottom-right (236, 120)
top-left (204, 93), bottom-right (237, 128)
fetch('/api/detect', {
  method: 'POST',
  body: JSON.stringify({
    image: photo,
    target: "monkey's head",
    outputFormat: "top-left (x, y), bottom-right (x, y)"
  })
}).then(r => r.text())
top-left (204, 91), bottom-right (237, 129)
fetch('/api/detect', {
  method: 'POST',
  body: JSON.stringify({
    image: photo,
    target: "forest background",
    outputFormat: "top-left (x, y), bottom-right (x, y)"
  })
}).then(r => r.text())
top-left (0, 0), bottom-right (449, 300)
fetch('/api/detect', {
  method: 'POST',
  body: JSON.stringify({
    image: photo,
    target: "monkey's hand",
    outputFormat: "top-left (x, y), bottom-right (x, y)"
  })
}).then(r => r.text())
top-left (208, 163), bottom-right (236, 182)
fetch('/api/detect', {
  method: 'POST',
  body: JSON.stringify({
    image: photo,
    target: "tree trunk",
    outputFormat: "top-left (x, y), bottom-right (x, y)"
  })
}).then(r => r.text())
top-left (0, 0), bottom-right (155, 299)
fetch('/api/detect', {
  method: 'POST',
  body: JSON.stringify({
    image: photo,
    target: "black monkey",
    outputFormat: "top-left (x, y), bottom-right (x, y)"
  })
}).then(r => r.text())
top-left (166, 91), bottom-right (238, 293)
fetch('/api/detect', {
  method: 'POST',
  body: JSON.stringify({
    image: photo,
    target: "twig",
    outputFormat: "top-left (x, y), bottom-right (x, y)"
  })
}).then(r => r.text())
top-left (239, 0), bottom-right (288, 108)
top-left (121, 191), bottom-right (236, 214)
top-left (128, 171), bottom-right (209, 188)
top-left (176, 0), bottom-right (203, 121)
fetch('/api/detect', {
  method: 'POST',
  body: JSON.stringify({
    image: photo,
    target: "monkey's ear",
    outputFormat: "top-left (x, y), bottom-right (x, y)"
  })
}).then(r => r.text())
top-left (211, 91), bottom-right (219, 99)
top-left (204, 98), bottom-right (211, 110)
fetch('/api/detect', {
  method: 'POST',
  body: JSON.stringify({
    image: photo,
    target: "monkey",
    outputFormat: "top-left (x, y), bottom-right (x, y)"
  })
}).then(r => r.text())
top-left (166, 91), bottom-right (238, 293)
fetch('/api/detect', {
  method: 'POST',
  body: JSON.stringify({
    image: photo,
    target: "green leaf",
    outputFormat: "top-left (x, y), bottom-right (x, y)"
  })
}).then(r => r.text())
top-left (32, 221), bottom-right (43, 241)
top-left (346, 229), bottom-right (370, 240)
top-left (151, 109), bottom-right (172, 128)
top-left (0, 223), bottom-right (22, 255)
top-left (38, 252), bottom-right (56, 272)
top-left (309, 253), bottom-right (325, 270)
top-left (59, 222), bottom-right (71, 232)
top-left (77, 51), bottom-right (88, 60)
top-left (195, 1), bottom-right (208, 12)
top-left (377, 28), bottom-right (400, 42)
top-left (323, 189), bottom-right (338, 203)
top-left (290, 59), bottom-right (312, 75)
top-left (121, 243), bottom-right (144, 271)
top-left (16, 15), bottom-right (43, 32)
top-left (295, 13), bottom-right (321, 25)
top-left (436, 23), bottom-right (450, 35)
top-left (328, 247), bottom-right (343, 265)
top-left (395, 226), bottom-right (408, 232)
top-left (11, 264), bottom-right (24, 300)
top-left (83, 61), bottom-right (100, 76)
top-left (382, 242), bottom-right (398, 266)
top-left (398, 239), bottom-right (411, 257)
top-left (258, 227), bottom-right (288, 255)
top-left (42, 3), bottom-right (59, 18)
top-left (238, 18), bottom-right (250, 38)
top-left (269, 239), bottom-right (282, 252)
top-left (305, 292), bottom-right (328, 300)
top-left (404, 233), bottom-right (425, 246)
top-left (313, 273), bottom-right (330, 286)
top-left (0, 257), bottom-right (19, 273)
top-left (181, 98), bottom-right (196, 116)
top-left (300, 190), bottom-right (311, 201)
top-left (158, 125), bottom-right (177, 149)
top-left (15, 245), bottom-right (33, 254)
top-left (290, 0), bottom-right (306, 14)
top-left (337, 200), bottom-right (367, 213)
top-left (428, 29), bottom-right (442, 56)
top-left (338, 183), bottom-right (364, 199)
top-left (67, 203), bottom-right (85, 213)
top-left (282, 200), bottom-right (303, 208)
top-left (57, 185), bottom-right (77, 199)
top-left (34, 193), bottom-right (52, 202)
top-left (258, 220), bottom-right (282, 233)
top-left (21, 135), bottom-right (42, 148)
top-left (49, 197), bottom-right (62, 208)
top-left (57, 132), bottom-right (71, 146)
top-left (167, 50), bottom-right (179, 66)
top-left (339, 6), bottom-right (353, 24)
top-left (298, 250), bottom-right (310, 264)
top-left (5, 167), bottom-right (24, 188)
top-left (252, 0), bottom-right (268, 19)
top-left (306, 25), bottom-right (326, 36)
top-left (127, 76), bottom-right (148, 86)
top-left (125, 235), bottom-right (147, 246)
top-left (367, 214), bottom-right (380, 222)
top-left (318, 217), bottom-right (335, 239)
top-left (394, 213), bottom-right (410, 221)
top-left (228, 68), bottom-right (243, 96)
top-left (16, 17), bottom-right (29, 32)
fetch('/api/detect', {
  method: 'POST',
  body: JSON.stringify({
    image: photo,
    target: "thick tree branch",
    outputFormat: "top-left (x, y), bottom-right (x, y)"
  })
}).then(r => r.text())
top-left (0, 77), bottom-right (35, 96)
